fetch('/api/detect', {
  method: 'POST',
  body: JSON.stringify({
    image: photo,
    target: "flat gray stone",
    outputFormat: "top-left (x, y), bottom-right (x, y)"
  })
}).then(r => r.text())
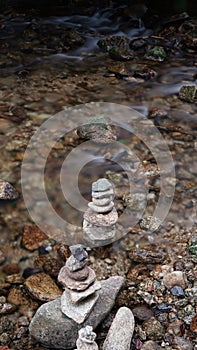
top-left (92, 189), bottom-right (114, 199)
top-left (61, 289), bottom-right (99, 324)
top-left (65, 255), bottom-right (87, 272)
top-left (29, 276), bottom-right (125, 349)
top-left (103, 307), bottom-right (135, 350)
top-left (69, 281), bottom-right (101, 303)
top-left (92, 197), bottom-right (112, 206)
top-left (88, 201), bottom-right (114, 213)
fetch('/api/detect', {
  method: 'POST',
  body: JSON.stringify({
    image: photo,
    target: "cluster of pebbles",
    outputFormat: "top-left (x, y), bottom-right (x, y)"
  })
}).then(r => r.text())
top-left (58, 245), bottom-right (101, 323)
top-left (75, 325), bottom-right (98, 350)
top-left (83, 178), bottom-right (118, 243)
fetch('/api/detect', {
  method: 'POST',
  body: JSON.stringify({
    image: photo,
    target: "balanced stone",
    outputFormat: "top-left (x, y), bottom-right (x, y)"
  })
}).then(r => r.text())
top-left (103, 307), bottom-right (135, 350)
top-left (92, 197), bottom-right (112, 206)
top-left (66, 255), bottom-right (87, 272)
top-left (61, 288), bottom-right (99, 324)
top-left (92, 188), bottom-right (114, 199)
top-left (29, 276), bottom-right (125, 349)
top-left (58, 267), bottom-right (96, 291)
top-left (70, 245), bottom-right (88, 262)
top-left (69, 281), bottom-right (101, 303)
top-left (92, 178), bottom-right (112, 192)
top-left (67, 266), bottom-right (89, 281)
top-left (88, 201), bottom-right (114, 213)
top-left (75, 326), bottom-right (98, 350)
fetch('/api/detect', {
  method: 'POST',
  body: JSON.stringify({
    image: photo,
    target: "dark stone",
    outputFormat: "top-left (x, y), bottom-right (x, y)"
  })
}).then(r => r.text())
top-left (170, 285), bottom-right (185, 298)
top-left (69, 244), bottom-right (88, 262)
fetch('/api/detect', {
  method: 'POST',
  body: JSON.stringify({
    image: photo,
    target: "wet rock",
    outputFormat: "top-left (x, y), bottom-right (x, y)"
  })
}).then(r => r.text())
top-left (97, 36), bottom-right (133, 61)
top-left (140, 340), bottom-right (162, 350)
top-left (129, 249), bottom-right (165, 264)
top-left (163, 271), bottom-right (186, 289)
top-left (144, 47), bottom-right (166, 62)
top-left (29, 276), bottom-right (124, 349)
top-left (21, 225), bottom-right (49, 251)
top-left (142, 317), bottom-right (165, 340)
top-left (62, 29), bottom-right (85, 49)
top-left (148, 107), bottom-right (168, 118)
top-left (77, 115), bottom-right (117, 144)
top-left (134, 67), bottom-right (157, 80)
top-left (170, 285), bottom-right (185, 297)
top-left (139, 216), bottom-right (161, 231)
top-left (179, 85), bottom-right (197, 103)
top-left (173, 336), bottom-right (193, 350)
top-left (24, 272), bottom-right (62, 302)
top-left (103, 307), bottom-right (135, 350)
top-left (107, 62), bottom-right (127, 76)
top-left (189, 242), bottom-right (197, 255)
top-left (132, 305), bottom-right (154, 321)
top-left (0, 179), bottom-right (18, 200)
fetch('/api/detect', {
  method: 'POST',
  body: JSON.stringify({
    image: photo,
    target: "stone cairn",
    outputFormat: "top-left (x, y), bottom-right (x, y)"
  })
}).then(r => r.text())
top-left (75, 325), bottom-right (98, 350)
top-left (83, 178), bottom-right (118, 242)
top-left (58, 244), bottom-right (101, 324)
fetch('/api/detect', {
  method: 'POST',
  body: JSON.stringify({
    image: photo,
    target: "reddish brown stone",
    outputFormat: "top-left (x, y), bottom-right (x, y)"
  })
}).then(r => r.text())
top-left (21, 225), bottom-right (48, 251)
top-left (58, 266), bottom-right (96, 291)
top-left (24, 272), bottom-right (62, 302)
top-left (190, 314), bottom-right (197, 333)
top-left (2, 263), bottom-right (20, 275)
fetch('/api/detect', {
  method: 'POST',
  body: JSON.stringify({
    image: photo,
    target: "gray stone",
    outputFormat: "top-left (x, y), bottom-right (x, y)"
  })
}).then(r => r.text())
top-left (29, 276), bottom-right (125, 349)
top-left (0, 179), bottom-right (18, 200)
top-left (69, 281), bottom-right (101, 303)
top-left (92, 197), bottom-right (112, 206)
top-left (163, 271), bottom-right (187, 290)
top-left (92, 179), bottom-right (112, 192)
top-left (92, 189), bottom-right (114, 199)
top-left (70, 245), bottom-right (88, 262)
top-left (61, 289), bottom-right (99, 324)
top-left (58, 267), bottom-right (96, 291)
top-left (88, 201), bottom-right (114, 213)
top-left (103, 307), bottom-right (135, 350)
top-left (75, 326), bottom-right (98, 350)
top-left (65, 255), bottom-right (87, 272)
top-left (141, 341), bottom-right (162, 350)
top-left (67, 266), bottom-right (89, 281)
top-left (84, 208), bottom-right (118, 227)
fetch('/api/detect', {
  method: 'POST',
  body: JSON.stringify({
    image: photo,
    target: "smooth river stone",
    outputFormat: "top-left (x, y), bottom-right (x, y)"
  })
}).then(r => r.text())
top-left (92, 178), bottom-right (112, 192)
top-left (29, 276), bottom-right (125, 349)
top-left (67, 266), bottom-right (89, 281)
top-left (103, 307), bottom-right (135, 350)
top-left (92, 188), bottom-right (114, 199)
top-left (58, 267), bottom-right (96, 291)
top-left (92, 196), bottom-right (113, 206)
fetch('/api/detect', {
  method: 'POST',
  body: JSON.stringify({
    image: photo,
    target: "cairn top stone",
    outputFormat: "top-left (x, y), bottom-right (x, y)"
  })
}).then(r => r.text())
top-left (66, 255), bottom-right (87, 272)
top-left (79, 325), bottom-right (96, 343)
top-left (70, 245), bottom-right (88, 262)
top-left (92, 178), bottom-right (112, 192)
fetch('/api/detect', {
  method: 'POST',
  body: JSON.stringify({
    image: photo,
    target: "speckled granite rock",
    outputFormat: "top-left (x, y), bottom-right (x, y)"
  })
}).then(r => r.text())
top-left (0, 179), bottom-right (18, 200)
top-left (103, 307), bottom-right (135, 350)
top-left (29, 276), bottom-right (124, 349)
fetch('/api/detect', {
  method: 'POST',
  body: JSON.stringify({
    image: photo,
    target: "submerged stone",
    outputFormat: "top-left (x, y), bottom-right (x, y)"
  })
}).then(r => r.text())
top-left (29, 276), bottom-right (124, 349)
top-left (179, 85), bottom-right (197, 103)
top-left (144, 46), bottom-right (166, 62)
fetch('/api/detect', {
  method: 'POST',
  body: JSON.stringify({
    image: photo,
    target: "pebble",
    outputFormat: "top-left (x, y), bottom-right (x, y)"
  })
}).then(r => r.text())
top-left (163, 271), bottom-right (186, 289)
top-left (70, 245), bottom-right (88, 262)
top-left (170, 285), bottom-right (185, 297)
top-left (29, 276), bottom-right (125, 349)
top-left (66, 255), bottom-right (87, 272)
top-left (103, 307), bottom-right (135, 350)
top-left (132, 305), bottom-right (154, 321)
top-left (173, 336), bottom-right (193, 350)
top-left (21, 225), bottom-right (48, 251)
top-left (0, 179), bottom-right (18, 200)
top-left (142, 317), bottom-right (165, 340)
top-left (24, 272), bottom-right (62, 302)
top-left (0, 303), bottom-right (17, 315)
top-left (2, 263), bottom-right (20, 275)
top-left (67, 266), bottom-right (89, 281)
top-left (179, 85), bottom-right (197, 103)
top-left (140, 340), bottom-right (162, 350)
top-left (129, 249), bottom-right (165, 264)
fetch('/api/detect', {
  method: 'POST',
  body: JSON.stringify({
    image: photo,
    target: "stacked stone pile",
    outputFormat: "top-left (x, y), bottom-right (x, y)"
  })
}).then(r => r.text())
top-left (58, 245), bottom-right (101, 324)
top-left (83, 178), bottom-right (118, 242)
top-left (75, 325), bottom-right (98, 350)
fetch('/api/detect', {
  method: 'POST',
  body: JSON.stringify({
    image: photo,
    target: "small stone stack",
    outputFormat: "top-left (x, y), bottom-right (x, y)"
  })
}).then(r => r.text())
top-left (75, 325), bottom-right (98, 350)
top-left (58, 245), bottom-right (101, 324)
top-left (83, 178), bottom-right (118, 242)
